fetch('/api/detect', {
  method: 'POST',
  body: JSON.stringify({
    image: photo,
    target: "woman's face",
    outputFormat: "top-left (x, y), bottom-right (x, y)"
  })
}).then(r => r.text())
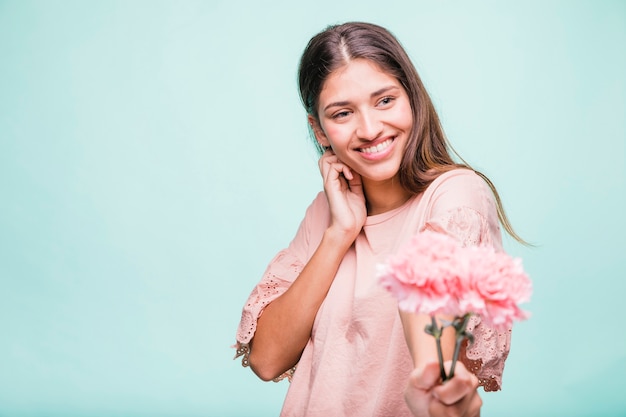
top-left (313, 58), bottom-right (413, 184)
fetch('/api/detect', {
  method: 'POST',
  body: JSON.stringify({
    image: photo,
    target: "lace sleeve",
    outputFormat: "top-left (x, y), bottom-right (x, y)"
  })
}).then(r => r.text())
top-left (460, 315), bottom-right (511, 392)
top-left (233, 250), bottom-right (303, 381)
top-left (422, 206), bottom-right (510, 391)
top-left (423, 206), bottom-right (494, 248)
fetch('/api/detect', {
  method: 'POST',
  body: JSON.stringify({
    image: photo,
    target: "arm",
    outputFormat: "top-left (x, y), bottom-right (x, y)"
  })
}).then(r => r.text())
top-left (249, 228), bottom-right (354, 380)
top-left (248, 149), bottom-right (366, 381)
top-left (400, 170), bottom-right (503, 416)
top-left (399, 311), bottom-right (455, 369)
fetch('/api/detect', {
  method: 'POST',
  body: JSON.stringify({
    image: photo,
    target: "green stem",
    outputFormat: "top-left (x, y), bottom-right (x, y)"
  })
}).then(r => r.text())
top-left (448, 314), bottom-right (471, 379)
top-left (431, 316), bottom-right (447, 381)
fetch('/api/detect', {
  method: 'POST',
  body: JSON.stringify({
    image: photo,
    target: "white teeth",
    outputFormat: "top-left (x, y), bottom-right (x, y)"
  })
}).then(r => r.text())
top-left (360, 138), bottom-right (393, 154)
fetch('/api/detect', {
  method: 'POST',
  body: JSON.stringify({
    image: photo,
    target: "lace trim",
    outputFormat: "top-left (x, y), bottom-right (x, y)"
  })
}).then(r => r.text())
top-left (233, 343), bottom-right (250, 367)
top-left (275, 365), bottom-right (297, 383)
top-left (423, 206), bottom-right (493, 249)
top-left (233, 342), bottom-right (297, 383)
top-left (236, 251), bottom-right (303, 345)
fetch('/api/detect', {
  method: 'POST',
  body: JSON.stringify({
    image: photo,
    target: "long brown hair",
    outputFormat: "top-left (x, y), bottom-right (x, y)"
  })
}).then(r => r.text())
top-left (298, 22), bottom-right (526, 244)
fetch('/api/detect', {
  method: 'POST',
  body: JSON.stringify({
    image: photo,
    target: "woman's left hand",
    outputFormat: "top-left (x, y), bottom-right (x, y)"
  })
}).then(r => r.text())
top-left (404, 360), bottom-right (482, 417)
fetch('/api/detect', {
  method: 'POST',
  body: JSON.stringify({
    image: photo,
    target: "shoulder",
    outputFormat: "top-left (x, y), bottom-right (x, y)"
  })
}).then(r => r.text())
top-left (429, 168), bottom-right (490, 194)
top-left (298, 191), bottom-right (331, 236)
top-left (420, 169), bottom-right (502, 249)
top-left (425, 168), bottom-right (495, 215)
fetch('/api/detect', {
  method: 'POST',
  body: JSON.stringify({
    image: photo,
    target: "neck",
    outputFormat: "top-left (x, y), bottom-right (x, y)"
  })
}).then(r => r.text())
top-left (363, 176), bottom-right (413, 216)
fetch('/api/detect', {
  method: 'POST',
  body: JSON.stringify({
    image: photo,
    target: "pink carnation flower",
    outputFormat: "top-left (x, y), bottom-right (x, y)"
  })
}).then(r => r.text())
top-left (378, 230), bottom-right (531, 331)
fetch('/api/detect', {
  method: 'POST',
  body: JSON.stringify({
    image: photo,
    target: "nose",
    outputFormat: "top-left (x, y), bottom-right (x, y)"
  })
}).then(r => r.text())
top-left (355, 109), bottom-right (383, 141)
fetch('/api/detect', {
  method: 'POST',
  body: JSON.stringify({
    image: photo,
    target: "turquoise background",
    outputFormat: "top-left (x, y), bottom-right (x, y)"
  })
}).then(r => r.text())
top-left (1, 1), bottom-right (624, 416)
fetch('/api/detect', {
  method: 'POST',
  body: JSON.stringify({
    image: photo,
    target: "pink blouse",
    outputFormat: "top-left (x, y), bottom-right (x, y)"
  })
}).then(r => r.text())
top-left (235, 169), bottom-right (511, 416)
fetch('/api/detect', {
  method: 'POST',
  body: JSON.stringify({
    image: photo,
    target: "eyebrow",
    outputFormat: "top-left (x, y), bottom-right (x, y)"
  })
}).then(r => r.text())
top-left (323, 85), bottom-right (400, 112)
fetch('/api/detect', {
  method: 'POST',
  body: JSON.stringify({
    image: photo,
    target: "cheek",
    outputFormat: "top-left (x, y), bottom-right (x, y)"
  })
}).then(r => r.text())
top-left (396, 103), bottom-right (414, 131)
top-left (323, 124), bottom-right (350, 147)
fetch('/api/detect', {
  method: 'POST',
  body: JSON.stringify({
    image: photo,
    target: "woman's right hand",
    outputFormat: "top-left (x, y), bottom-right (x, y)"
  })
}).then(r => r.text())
top-left (318, 148), bottom-right (367, 242)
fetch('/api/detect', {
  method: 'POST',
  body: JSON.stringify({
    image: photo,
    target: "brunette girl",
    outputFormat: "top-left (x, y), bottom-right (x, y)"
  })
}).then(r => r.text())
top-left (235, 22), bottom-right (520, 417)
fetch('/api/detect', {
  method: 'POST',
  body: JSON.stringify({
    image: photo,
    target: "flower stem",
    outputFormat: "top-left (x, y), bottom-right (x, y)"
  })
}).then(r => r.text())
top-left (448, 313), bottom-right (471, 379)
top-left (431, 316), bottom-right (447, 381)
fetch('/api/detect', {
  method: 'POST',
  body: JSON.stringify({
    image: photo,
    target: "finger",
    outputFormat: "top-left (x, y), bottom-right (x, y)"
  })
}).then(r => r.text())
top-left (347, 172), bottom-right (364, 195)
top-left (322, 163), bottom-right (352, 192)
top-left (318, 151), bottom-right (333, 170)
top-left (408, 361), bottom-right (442, 391)
top-left (318, 152), bottom-right (344, 173)
top-left (404, 363), bottom-right (439, 417)
top-left (341, 165), bottom-right (354, 181)
top-left (319, 155), bottom-right (352, 183)
top-left (432, 362), bottom-right (480, 406)
top-left (428, 391), bottom-right (482, 417)
top-left (318, 155), bottom-right (339, 177)
top-left (324, 152), bottom-right (355, 183)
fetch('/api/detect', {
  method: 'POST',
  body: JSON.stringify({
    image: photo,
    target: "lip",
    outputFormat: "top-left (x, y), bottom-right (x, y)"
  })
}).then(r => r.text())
top-left (356, 136), bottom-right (396, 161)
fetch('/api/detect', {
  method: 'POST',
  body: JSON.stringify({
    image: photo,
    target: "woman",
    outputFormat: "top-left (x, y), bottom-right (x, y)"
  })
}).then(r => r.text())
top-left (235, 22), bottom-right (520, 417)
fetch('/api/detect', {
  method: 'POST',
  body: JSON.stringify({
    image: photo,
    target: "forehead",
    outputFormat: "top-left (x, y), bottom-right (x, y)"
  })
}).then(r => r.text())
top-left (319, 59), bottom-right (401, 102)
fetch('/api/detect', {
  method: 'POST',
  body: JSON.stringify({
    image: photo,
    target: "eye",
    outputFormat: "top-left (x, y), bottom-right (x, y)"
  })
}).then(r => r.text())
top-left (332, 110), bottom-right (352, 120)
top-left (377, 96), bottom-right (395, 107)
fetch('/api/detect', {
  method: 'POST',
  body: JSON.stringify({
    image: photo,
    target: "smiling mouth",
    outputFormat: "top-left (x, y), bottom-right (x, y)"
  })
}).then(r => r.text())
top-left (358, 138), bottom-right (394, 154)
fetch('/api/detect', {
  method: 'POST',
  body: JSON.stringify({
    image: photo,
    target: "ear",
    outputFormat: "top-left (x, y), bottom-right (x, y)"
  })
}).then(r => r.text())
top-left (308, 115), bottom-right (330, 148)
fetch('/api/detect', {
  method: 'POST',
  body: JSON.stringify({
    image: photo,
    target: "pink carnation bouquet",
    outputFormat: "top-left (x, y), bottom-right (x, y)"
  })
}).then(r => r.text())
top-left (377, 230), bottom-right (532, 381)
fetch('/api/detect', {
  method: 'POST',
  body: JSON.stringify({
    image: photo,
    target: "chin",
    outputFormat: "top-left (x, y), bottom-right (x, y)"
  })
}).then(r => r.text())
top-left (360, 170), bottom-right (401, 184)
